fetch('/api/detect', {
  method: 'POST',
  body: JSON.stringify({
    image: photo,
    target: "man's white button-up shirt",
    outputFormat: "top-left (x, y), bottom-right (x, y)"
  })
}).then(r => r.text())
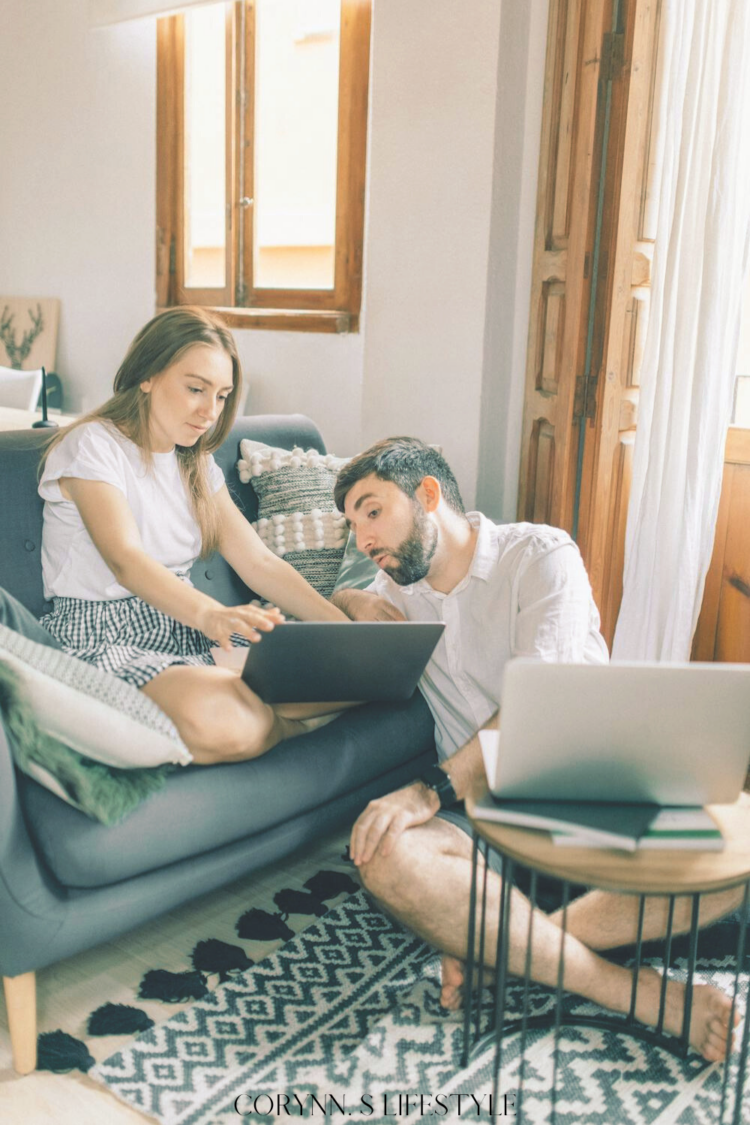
top-left (367, 513), bottom-right (609, 761)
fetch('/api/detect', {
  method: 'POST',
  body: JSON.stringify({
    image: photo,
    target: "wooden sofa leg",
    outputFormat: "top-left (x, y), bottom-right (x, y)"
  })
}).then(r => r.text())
top-left (3, 972), bottom-right (37, 1075)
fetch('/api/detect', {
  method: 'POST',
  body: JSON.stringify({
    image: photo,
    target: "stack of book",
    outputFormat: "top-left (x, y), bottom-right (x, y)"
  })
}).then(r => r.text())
top-left (472, 795), bottom-right (724, 852)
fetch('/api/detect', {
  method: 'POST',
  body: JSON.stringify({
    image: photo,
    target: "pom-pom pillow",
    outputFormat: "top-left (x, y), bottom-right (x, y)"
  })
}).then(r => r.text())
top-left (237, 441), bottom-right (350, 599)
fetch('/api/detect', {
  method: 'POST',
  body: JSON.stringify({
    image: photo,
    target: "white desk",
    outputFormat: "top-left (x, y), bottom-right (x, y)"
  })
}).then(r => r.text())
top-left (0, 406), bottom-right (78, 431)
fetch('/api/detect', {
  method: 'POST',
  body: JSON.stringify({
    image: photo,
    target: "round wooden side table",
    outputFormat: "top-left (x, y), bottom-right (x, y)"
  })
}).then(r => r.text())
top-left (463, 790), bottom-right (750, 1125)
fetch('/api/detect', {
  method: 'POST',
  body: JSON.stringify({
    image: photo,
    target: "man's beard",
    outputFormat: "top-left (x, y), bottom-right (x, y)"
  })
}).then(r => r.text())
top-left (376, 503), bottom-right (438, 586)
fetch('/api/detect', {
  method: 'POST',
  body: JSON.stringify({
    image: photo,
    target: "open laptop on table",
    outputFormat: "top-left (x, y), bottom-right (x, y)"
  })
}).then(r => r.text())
top-left (241, 621), bottom-right (444, 704)
top-left (484, 659), bottom-right (750, 808)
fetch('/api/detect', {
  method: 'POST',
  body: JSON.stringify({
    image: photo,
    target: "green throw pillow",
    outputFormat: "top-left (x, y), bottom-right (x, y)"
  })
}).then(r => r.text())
top-left (332, 531), bottom-right (380, 592)
top-left (0, 661), bottom-right (171, 826)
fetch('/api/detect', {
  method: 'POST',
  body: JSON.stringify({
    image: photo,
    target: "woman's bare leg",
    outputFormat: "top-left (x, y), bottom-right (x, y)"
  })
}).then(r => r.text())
top-left (142, 664), bottom-right (310, 763)
top-left (209, 645), bottom-right (356, 720)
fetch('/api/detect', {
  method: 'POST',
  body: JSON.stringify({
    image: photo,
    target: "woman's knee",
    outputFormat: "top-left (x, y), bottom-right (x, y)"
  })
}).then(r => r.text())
top-left (145, 669), bottom-right (275, 764)
top-left (190, 682), bottom-right (276, 763)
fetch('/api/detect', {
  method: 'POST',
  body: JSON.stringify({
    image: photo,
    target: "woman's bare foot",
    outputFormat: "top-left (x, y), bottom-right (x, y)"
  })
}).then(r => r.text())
top-left (634, 968), bottom-right (739, 1062)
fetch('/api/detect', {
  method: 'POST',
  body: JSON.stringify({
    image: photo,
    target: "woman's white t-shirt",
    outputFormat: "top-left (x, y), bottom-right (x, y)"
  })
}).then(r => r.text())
top-left (39, 421), bottom-right (225, 601)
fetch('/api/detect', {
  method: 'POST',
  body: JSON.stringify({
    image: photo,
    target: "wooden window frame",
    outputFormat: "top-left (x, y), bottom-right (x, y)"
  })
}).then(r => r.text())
top-left (156, 0), bottom-right (371, 334)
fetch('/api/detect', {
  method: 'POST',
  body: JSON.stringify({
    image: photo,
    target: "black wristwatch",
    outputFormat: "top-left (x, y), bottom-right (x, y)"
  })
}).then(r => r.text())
top-left (419, 764), bottom-right (458, 809)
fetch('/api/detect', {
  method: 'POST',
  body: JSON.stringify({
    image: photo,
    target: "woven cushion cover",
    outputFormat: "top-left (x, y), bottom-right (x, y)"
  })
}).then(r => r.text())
top-left (238, 441), bottom-right (349, 599)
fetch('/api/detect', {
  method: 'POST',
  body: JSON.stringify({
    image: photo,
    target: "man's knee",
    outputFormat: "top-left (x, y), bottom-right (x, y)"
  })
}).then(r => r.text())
top-left (359, 832), bottom-right (415, 904)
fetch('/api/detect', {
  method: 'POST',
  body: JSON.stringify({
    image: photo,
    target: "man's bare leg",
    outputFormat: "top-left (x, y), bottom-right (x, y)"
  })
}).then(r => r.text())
top-left (359, 820), bottom-right (736, 1061)
top-left (554, 885), bottom-right (747, 951)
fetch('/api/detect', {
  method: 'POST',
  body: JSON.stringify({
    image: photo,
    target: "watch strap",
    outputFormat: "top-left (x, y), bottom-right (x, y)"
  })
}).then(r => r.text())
top-left (419, 763), bottom-right (458, 809)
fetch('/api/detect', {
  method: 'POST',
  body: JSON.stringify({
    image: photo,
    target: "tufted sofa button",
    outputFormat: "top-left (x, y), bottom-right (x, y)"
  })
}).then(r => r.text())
top-left (204, 569), bottom-right (213, 580)
top-left (24, 540), bottom-right (35, 552)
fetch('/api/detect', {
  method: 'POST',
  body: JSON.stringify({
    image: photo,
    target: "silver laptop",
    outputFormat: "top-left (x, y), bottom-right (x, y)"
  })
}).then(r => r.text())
top-left (488, 659), bottom-right (750, 806)
top-left (241, 621), bottom-right (444, 704)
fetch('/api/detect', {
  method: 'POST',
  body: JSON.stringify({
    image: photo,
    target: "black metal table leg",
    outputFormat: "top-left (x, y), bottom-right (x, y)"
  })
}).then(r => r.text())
top-left (730, 882), bottom-right (750, 1125)
top-left (550, 881), bottom-right (570, 1125)
top-left (627, 895), bottom-right (646, 1027)
top-left (462, 832), bottom-right (480, 1067)
top-left (473, 839), bottom-right (490, 1047)
top-left (656, 895), bottom-right (676, 1036)
top-left (681, 894), bottom-right (701, 1052)
top-left (516, 870), bottom-right (537, 1125)
top-left (491, 855), bottom-right (514, 1115)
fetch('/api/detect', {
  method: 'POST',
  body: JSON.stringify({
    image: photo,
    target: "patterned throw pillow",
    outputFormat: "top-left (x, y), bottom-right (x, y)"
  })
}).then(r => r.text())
top-left (237, 441), bottom-right (349, 599)
top-left (0, 623), bottom-right (191, 771)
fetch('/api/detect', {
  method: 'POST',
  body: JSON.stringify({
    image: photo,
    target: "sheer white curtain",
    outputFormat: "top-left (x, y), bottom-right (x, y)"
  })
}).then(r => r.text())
top-left (612, 0), bottom-right (750, 662)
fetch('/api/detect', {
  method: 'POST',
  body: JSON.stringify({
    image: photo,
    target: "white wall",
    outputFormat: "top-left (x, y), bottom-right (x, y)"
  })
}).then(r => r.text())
top-left (0, 0), bottom-right (547, 509)
top-left (476, 0), bottom-right (549, 520)
top-left (360, 0), bottom-right (502, 504)
top-left (0, 1), bottom-right (156, 412)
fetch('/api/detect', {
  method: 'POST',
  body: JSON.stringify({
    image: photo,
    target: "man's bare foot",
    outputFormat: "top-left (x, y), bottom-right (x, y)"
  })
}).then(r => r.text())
top-left (440, 955), bottom-right (465, 1011)
top-left (634, 968), bottom-right (739, 1061)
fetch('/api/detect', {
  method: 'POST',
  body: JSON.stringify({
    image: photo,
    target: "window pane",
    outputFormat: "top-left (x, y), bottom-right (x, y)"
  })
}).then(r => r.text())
top-left (184, 5), bottom-right (226, 289)
top-left (732, 267), bottom-right (750, 427)
top-left (254, 0), bottom-right (340, 290)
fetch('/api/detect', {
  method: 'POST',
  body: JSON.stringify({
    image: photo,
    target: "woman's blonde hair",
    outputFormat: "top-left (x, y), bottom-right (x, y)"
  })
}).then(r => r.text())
top-left (42, 306), bottom-right (242, 557)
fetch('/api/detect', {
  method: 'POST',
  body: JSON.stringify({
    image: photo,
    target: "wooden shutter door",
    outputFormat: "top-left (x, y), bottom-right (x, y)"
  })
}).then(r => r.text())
top-left (574, 0), bottom-right (662, 647)
top-left (517, 0), bottom-right (613, 533)
top-left (518, 0), bottom-right (662, 648)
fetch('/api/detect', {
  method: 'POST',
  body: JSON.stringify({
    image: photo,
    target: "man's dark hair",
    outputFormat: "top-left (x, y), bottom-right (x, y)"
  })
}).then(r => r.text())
top-left (334, 436), bottom-right (466, 515)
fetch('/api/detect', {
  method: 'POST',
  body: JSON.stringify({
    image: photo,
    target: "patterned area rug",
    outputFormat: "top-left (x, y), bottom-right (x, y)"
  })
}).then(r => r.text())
top-left (92, 892), bottom-right (749, 1125)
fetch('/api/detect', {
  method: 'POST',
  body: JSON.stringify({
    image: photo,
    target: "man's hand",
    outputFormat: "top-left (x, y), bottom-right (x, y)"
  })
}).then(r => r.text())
top-left (350, 782), bottom-right (439, 866)
top-left (331, 588), bottom-right (406, 622)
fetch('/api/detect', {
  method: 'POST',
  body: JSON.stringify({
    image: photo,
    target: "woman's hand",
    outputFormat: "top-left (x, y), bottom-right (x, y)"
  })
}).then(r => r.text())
top-left (196, 601), bottom-right (285, 651)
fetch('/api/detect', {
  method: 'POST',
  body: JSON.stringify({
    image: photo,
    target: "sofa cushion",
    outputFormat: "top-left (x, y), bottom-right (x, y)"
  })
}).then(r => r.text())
top-left (18, 691), bottom-right (436, 889)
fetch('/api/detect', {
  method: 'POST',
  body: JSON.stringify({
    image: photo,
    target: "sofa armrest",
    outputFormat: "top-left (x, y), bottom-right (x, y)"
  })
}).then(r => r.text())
top-left (0, 719), bottom-right (69, 978)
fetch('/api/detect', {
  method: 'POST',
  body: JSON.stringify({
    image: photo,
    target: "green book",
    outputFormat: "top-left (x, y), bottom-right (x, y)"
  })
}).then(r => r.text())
top-left (472, 794), bottom-right (660, 852)
top-left (552, 808), bottom-right (724, 852)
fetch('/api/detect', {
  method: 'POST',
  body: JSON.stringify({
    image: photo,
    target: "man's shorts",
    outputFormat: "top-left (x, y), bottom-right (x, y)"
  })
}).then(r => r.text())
top-left (437, 802), bottom-right (588, 913)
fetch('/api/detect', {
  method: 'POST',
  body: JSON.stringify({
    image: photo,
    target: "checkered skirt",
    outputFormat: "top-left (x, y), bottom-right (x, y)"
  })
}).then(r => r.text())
top-left (40, 595), bottom-right (248, 690)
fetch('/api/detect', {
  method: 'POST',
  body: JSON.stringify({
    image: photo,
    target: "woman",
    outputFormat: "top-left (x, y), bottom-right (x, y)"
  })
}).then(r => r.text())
top-left (39, 307), bottom-right (346, 764)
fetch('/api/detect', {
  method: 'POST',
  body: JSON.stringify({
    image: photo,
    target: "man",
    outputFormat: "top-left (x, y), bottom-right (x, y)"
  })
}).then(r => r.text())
top-left (332, 436), bottom-right (741, 1062)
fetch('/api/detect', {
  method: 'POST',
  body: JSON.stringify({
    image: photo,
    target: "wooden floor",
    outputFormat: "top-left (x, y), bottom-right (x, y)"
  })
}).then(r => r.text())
top-left (0, 829), bottom-right (354, 1124)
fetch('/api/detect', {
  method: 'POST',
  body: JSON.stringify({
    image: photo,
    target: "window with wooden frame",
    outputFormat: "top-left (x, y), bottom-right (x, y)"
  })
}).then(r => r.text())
top-left (156, 0), bottom-right (371, 333)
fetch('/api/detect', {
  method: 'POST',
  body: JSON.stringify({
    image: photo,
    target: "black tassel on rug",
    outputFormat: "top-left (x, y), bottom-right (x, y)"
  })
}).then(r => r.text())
top-left (87, 1003), bottom-right (155, 1036)
top-left (138, 969), bottom-right (209, 1003)
top-left (37, 1030), bottom-right (95, 1073)
top-left (191, 939), bottom-right (254, 981)
top-left (304, 870), bottom-right (359, 899)
top-left (236, 907), bottom-right (295, 942)
top-left (273, 888), bottom-right (328, 917)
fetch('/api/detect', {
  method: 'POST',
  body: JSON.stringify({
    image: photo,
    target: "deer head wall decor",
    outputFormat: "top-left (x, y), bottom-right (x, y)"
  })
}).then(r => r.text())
top-left (0, 304), bottom-right (45, 369)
